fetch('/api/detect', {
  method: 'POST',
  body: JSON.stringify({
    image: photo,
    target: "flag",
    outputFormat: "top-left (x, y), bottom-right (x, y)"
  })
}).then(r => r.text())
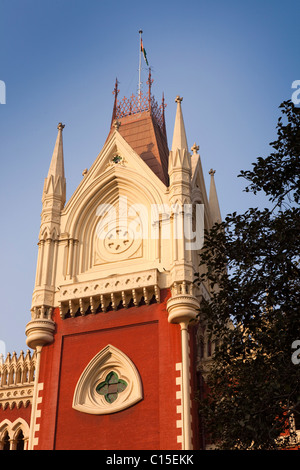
top-left (140, 38), bottom-right (149, 66)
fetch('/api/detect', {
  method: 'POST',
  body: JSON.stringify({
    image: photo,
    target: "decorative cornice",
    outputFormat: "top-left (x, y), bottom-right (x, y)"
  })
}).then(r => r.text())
top-left (0, 385), bottom-right (33, 410)
top-left (58, 269), bottom-right (160, 319)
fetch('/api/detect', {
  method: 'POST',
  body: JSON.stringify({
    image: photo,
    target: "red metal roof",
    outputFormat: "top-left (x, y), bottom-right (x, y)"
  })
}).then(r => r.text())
top-left (117, 110), bottom-right (169, 185)
top-left (108, 77), bottom-right (169, 186)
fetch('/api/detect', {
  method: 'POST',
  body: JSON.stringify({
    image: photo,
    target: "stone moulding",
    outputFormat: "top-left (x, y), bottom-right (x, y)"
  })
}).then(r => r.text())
top-left (0, 386), bottom-right (33, 410)
top-left (58, 269), bottom-right (160, 319)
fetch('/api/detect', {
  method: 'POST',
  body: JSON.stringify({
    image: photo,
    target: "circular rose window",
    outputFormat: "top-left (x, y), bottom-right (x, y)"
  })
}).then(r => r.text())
top-left (95, 217), bottom-right (143, 262)
top-left (104, 226), bottom-right (135, 254)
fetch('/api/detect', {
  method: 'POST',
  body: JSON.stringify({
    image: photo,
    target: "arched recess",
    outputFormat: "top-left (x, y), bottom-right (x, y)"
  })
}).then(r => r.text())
top-left (65, 164), bottom-right (165, 236)
top-left (0, 418), bottom-right (29, 450)
top-left (72, 345), bottom-right (143, 415)
top-left (64, 169), bottom-right (165, 276)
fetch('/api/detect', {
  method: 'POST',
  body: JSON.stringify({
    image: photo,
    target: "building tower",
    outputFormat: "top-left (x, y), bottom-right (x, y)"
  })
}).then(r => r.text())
top-left (0, 71), bottom-right (222, 450)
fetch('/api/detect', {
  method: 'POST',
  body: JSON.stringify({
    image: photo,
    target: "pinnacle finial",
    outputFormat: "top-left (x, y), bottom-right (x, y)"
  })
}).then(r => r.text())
top-left (161, 92), bottom-right (167, 137)
top-left (175, 96), bottom-right (183, 103)
top-left (113, 119), bottom-right (121, 131)
top-left (191, 143), bottom-right (199, 154)
top-left (57, 122), bottom-right (65, 131)
top-left (112, 78), bottom-right (119, 97)
top-left (209, 168), bottom-right (216, 176)
top-left (111, 78), bottom-right (120, 127)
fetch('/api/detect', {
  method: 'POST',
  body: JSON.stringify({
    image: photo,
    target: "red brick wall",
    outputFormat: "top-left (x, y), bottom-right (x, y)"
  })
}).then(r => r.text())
top-left (35, 289), bottom-right (185, 450)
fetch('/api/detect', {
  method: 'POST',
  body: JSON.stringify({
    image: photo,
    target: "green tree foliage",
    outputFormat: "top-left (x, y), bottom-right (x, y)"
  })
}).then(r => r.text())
top-left (195, 101), bottom-right (300, 449)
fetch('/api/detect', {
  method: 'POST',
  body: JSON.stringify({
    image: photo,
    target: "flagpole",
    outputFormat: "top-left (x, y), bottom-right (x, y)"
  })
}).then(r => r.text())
top-left (138, 29), bottom-right (142, 110)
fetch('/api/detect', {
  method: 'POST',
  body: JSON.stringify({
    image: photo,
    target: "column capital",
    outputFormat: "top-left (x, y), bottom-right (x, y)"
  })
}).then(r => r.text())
top-left (166, 294), bottom-right (199, 324)
top-left (25, 317), bottom-right (55, 349)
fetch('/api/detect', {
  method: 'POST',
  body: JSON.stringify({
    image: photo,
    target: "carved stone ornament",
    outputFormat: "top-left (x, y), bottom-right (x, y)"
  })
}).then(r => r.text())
top-left (105, 154), bottom-right (127, 169)
top-left (94, 215), bottom-right (142, 264)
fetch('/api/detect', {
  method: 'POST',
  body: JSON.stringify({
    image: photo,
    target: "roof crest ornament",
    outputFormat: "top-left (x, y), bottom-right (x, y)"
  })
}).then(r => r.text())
top-left (111, 78), bottom-right (120, 126)
top-left (110, 76), bottom-right (166, 134)
top-left (146, 67), bottom-right (154, 111)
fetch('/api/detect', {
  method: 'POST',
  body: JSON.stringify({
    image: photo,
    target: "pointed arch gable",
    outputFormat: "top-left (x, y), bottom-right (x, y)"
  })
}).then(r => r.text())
top-left (61, 170), bottom-right (166, 277)
top-left (62, 129), bottom-right (167, 226)
top-left (11, 418), bottom-right (30, 440)
top-left (65, 168), bottom-right (165, 238)
top-left (55, 129), bottom-right (170, 280)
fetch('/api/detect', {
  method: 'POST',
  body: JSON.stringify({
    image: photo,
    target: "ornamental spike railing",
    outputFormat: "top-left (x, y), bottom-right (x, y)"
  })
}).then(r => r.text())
top-left (111, 72), bottom-right (167, 135)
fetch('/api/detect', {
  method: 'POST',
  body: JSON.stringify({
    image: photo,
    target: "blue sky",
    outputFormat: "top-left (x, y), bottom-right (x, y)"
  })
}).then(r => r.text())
top-left (0, 0), bottom-right (299, 355)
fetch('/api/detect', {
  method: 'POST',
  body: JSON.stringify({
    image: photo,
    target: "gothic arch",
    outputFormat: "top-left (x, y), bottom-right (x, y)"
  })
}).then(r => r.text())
top-left (0, 418), bottom-right (29, 450)
top-left (66, 170), bottom-right (164, 237)
top-left (64, 173), bottom-right (164, 276)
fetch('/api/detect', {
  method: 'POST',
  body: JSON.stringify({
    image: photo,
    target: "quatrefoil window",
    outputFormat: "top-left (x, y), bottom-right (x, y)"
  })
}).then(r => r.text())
top-left (72, 345), bottom-right (143, 415)
top-left (96, 371), bottom-right (128, 404)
